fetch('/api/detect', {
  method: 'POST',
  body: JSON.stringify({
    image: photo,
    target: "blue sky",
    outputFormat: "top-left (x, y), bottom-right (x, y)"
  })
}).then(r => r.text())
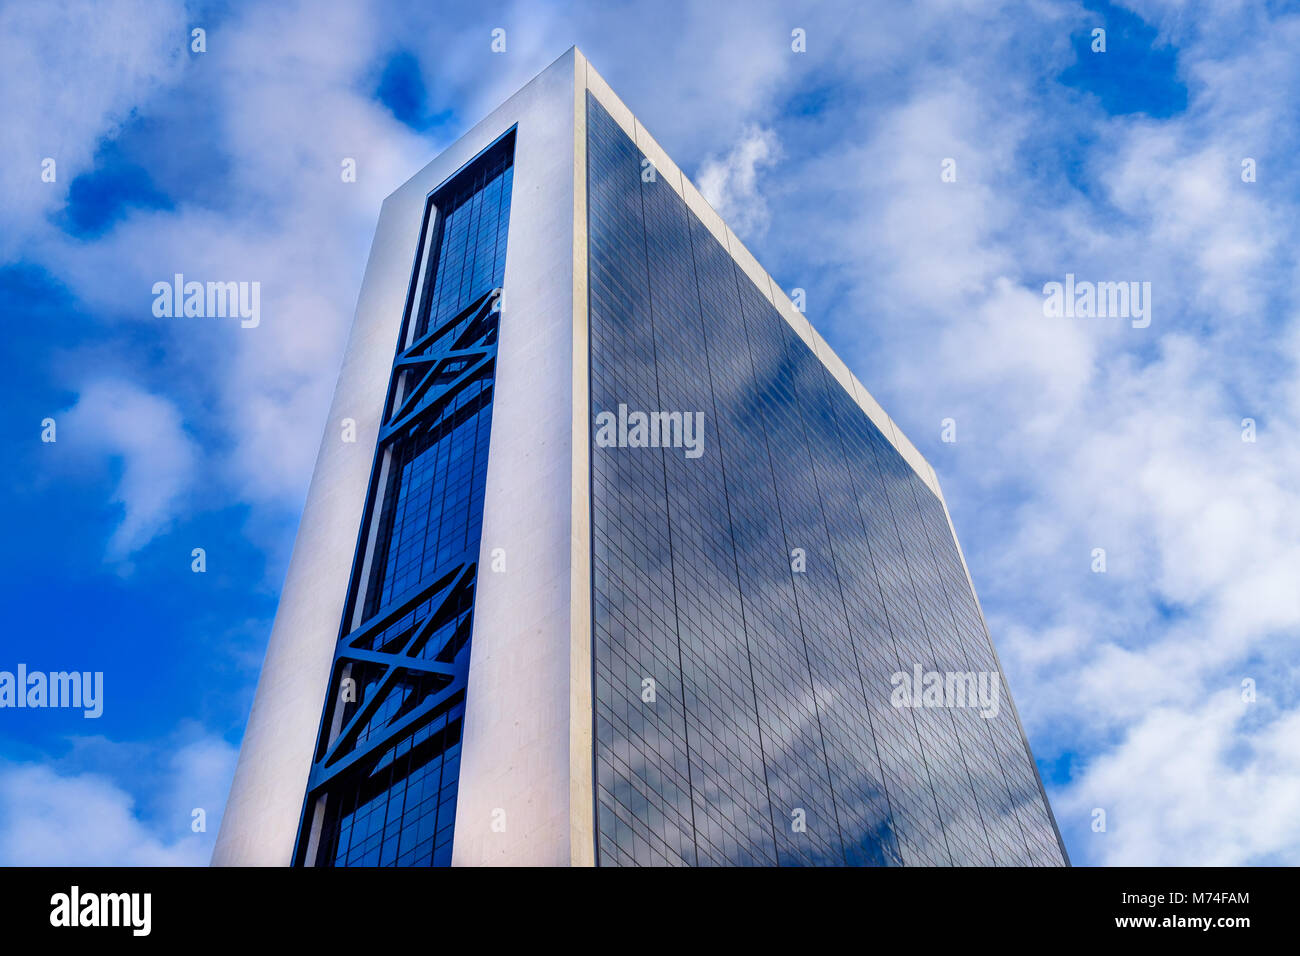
top-left (2, 0), bottom-right (1299, 865)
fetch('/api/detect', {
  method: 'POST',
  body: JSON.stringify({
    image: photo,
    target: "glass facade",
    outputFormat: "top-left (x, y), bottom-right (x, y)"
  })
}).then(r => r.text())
top-left (293, 131), bottom-right (514, 867)
top-left (586, 94), bottom-right (1066, 867)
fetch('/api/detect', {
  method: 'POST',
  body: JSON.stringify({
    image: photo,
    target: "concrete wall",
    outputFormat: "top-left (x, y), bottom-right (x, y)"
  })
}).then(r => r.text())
top-left (448, 50), bottom-right (584, 867)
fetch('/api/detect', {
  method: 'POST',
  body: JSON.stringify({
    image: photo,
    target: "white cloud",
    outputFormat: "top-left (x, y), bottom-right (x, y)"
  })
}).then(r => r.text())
top-left (0, 0), bottom-right (187, 257)
top-left (697, 125), bottom-right (782, 237)
top-left (0, 731), bottom-right (237, 866)
top-left (59, 379), bottom-right (199, 563)
top-left (1055, 691), bottom-right (1300, 866)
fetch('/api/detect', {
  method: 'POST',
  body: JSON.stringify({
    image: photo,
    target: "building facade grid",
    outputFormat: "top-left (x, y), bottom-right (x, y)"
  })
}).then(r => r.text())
top-left (586, 93), bottom-right (1064, 867)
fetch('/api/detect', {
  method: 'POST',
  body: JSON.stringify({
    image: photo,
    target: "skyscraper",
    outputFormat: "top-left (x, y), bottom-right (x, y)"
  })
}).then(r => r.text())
top-left (213, 48), bottom-right (1067, 867)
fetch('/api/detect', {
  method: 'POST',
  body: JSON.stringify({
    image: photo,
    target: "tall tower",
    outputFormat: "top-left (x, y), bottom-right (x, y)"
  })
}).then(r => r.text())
top-left (213, 48), bottom-right (1067, 867)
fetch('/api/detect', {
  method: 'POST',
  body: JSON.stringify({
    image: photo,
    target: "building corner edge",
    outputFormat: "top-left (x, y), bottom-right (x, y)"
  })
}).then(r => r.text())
top-left (568, 48), bottom-right (597, 868)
